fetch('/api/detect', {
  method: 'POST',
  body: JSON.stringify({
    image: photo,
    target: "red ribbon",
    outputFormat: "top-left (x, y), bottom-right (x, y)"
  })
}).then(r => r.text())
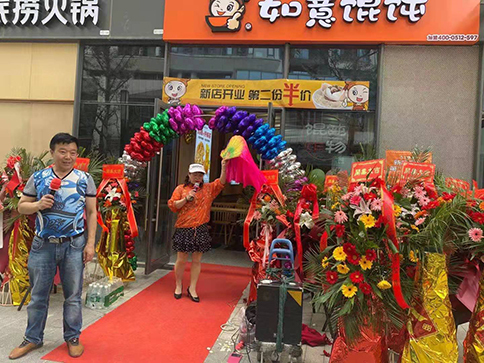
top-left (243, 182), bottom-right (286, 253)
top-left (294, 184), bottom-right (320, 273)
top-left (381, 183), bottom-right (410, 309)
top-left (320, 230), bottom-right (328, 252)
top-left (5, 171), bottom-right (21, 197)
top-left (96, 178), bottom-right (138, 238)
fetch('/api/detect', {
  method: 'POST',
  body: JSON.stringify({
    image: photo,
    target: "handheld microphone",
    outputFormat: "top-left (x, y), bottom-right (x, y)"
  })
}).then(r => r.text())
top-left (49, 178), bottom-right (62, 196)
top-left (193, 183), bottom-right (200, 193)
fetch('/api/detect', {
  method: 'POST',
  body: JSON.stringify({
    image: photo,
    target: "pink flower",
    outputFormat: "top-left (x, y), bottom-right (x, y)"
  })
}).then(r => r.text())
top-left (253, 211), bottom-right (262, 221)
top-left (350, 195), bottom-right (362, 205)
top-left (353, 185), bottom-right (363, 196)
top-left (415, 217), bottom-right (426, 226)
top-left (469, 228), bottom-right (483, 242)
top-left (418, 197), bottom-right (430, 207)
top-left (334, 210), bottom-right (348, 224)
top-left (414, 189), bottom-right (427, 199)
top-left (414, 185), bottom-right (424, 194)
top-left (342, 192), bottom-right (353, 201)
top-left (370, 198), bottom-right (383, 211)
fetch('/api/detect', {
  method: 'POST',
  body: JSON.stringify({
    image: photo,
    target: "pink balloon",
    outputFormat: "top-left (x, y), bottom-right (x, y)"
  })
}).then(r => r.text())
top-left (208, 118), bottom-right (216, 129)
top-left (192, 105), bottom-right (202, 116)
top-left (174, 110), bottom-right (183, 122)
top-left (183, 104), bottom-right (192, 117)
top-left (179, 123), bottom-right (187, 133)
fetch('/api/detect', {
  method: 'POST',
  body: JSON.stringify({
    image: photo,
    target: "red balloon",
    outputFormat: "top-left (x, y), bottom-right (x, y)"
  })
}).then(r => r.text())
top-left (132, 153), bottom-right (144, 161)
top-left (128, 252), bottom-right (135, 259)
top-left (134, 133), bottom-right (143, 142)
top-left (142, 150), bottom-right (151, 158)
top-left (141, 130), bottom-right (152, 141)
top-left (132, 142), bottom-right (142, 153)
top-left (127, 246), bottom-right (135, 252)
top-left (126, 241), bottom-right (134, 248)
top-left (124, 145), bottom-right (133, 154)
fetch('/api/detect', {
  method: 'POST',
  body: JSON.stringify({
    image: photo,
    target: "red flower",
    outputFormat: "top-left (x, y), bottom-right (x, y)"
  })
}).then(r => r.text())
top-left (347, 251), bottom-right (361, 265)
top-left (287, 211), bottom-right (294, 219)
top-left (360, 282), bottom-right (372, 295)
top-left (374, 215), bottom-right (385, 228)
top-left (326, 271), bottom-right (339, 285)
top-left (335, 225), bottom-right (346, 238)
top-left (350, 195), bottom-right (362, 205)
top-left (365, 249), bottom-right (377, 262)
top-left (343, 242), bottom-right (356, 255)
top-left (371, 178), bottom-right (384, 188)
top-left (6, 155), bottom-right (21, 169)
top-left (422, 200), bottom-right (439, 210)
top-left (391, 185), bottom-right (403, 194)
top-left (134, 191), bottom-right (139, 198)
top-left (348, 184), bottom-right (356, 192)
top-left (350, 271), bottom-right (364, 284)
top-left (406, 266), bottom-right (416, 279)
top-left (442, 192), bottom-right (456, 201)
top-left (425, 186), bottom-right (438, 200)
top-left (364, 192), bottom-right (377, 201)
top-left (470, 212), bottom-right (484, 224)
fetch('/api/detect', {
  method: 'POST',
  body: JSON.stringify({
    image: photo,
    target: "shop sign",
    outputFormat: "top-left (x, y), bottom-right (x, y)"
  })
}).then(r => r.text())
top-left (162, 77), bottom-right (370, 110)
top-left (163, 0), bottom-right (479, 44)
top-left (195, 125), bottom-right (213, 183)
top-left (0, 0), bottom-right (100, 27)
top-left (304, 122), bottom-right (348, 154)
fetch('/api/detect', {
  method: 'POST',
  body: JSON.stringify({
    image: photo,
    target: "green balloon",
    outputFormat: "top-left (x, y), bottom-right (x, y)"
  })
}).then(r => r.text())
top-left (161, 112), bottom-right (170, 123)
top-left (151, 122), bottom-right (159, 133)
top-left (309, 169), bottom-right (326, 185)
top-left (143, 122), bottom-right (152, 131)
top-left (160, 135), bottom-right (168, 145)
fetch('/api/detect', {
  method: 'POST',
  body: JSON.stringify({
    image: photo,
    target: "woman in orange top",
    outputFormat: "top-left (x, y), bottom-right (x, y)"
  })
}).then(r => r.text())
top-left (168, 161), bottom-right (227, 302)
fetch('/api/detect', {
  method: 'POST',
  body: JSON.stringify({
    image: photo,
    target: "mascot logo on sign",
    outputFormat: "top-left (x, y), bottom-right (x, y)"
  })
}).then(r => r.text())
top-left (164, 79), bottom-right (189, 105)
top-left (206, 0), bottom-right (246, 32)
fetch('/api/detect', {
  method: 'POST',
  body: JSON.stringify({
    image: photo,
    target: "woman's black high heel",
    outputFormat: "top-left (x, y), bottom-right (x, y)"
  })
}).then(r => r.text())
top-left (174, 286), bottom-right (182, 300)
top-left (187, 287), bottom-right (200, 303)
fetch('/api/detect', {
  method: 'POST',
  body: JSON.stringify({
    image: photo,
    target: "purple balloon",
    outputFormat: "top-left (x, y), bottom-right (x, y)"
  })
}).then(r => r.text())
top-left (215, 106), bottom-right (228, 117)
top-left (253, 118), bottom-right (264, 130)
top-left (174, 110), bottom-right (183, 122)
top-left (179, 123), bottom-right (187, 133)
top-left (169, 118), bottom-right (178, 132)
top-left (192, 105), bottom-right (202, 116)
top-left (208, 117), bottom-right (216, 129)
top-left (195, 118), bottom-right (205, 130)
top-left (227, 106), bottom-right (237, 117)
top-left (185, 118), bottom-right (195, 130)
top-left (242, 125), bottom-right (254, 139)
top-left (183, 104), bottom-right (192, 117)
top-left (168, 108), bottom-right (175, 117)
top-left (238, 116), bottom-right (251, 130)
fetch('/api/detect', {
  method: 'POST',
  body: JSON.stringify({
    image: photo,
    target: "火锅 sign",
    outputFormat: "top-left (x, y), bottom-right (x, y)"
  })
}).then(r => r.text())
top-left (163, 0), bottom-right (480, 44)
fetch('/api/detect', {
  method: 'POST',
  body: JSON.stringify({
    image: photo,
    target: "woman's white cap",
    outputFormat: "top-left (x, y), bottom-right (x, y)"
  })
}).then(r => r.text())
top-left (189, 163), bottom-right (205, 174)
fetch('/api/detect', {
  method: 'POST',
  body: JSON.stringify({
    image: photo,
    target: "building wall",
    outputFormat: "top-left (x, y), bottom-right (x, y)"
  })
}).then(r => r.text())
top-left (379, 45), bottom-right (480, 180)
top-left (0, 43), bottom-right (78, 159)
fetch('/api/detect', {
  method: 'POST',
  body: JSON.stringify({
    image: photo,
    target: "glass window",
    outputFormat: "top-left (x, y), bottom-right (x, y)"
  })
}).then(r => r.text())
top-left (79, 44), bottom-right (165, 156)
top-left (169, 46), bottom-right (284, 80)
top-left (284, 110), bottom-right (376, 173)
top-left (289, 47), bottom-right (379, 110)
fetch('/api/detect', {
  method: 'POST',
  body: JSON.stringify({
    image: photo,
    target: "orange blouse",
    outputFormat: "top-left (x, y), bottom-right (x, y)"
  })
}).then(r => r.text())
top-left (168, 179), bottom-right (225, 228)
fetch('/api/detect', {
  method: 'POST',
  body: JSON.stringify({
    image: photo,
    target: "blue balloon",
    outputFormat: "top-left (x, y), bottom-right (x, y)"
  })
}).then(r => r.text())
top-left (259, 144), bottom-right (270, 154)
top-left (254, 124), bottom-right (270, 138)
top-left (266, 128), bottom-right (276, 138)
top-left (253, 137), bottom-right (267, 150)
top-left (247, 135), bottom-right (257, 145)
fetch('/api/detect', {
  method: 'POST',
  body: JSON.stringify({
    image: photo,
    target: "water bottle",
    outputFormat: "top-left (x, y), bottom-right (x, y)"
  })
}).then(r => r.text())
top-left (93, 283), bottom-right (102, 309)
top-left (100, 283), bottom-right (109, 309)
top-left (85, 284), bottom-right (93, 308)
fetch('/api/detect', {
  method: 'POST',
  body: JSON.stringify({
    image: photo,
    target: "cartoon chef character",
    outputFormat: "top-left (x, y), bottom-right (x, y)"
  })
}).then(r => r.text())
top-left (343, 82), bottom-right (370, 111)
top-left (164, 79), bottom-right (189, 105)
top-left (207, 0), bottom-right (245, 31)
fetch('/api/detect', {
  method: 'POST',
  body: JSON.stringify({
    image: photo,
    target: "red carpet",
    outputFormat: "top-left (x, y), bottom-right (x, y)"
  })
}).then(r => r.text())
top-left (43, 263), bottom-right (250, 363)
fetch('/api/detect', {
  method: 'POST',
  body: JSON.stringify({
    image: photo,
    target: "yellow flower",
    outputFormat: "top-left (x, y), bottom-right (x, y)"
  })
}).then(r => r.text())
top-left (359, 256), bottom-right (373, 270)
top-left (377, 280), bottom-right (392, 290)
top-left (331, 202), bottom-right (340, 210)
top-left (321, 257), bottom-right (329, 269)
top-left (333, 247), bottom-right (347, 262)
top-left (341, 284), bottom-right (358, 298)
top-left (409, 250), bottom-right (418, 263)
top-left (479, 202), bottom-right (484, 211)
top-left (411, 225), bottom-right (419, 232)
top-left (359, 214), bottom-right (376, 229)
top-left (437, 197), bottom-right (445, 204)
top-left (337, 263), bottom-right (350, 274)
top-left (393, 205), bottom-right (402, 217)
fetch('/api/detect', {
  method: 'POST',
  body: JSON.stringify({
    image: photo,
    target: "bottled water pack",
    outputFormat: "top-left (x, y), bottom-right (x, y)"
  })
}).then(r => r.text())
top-left (85, 277), bottom-right (124, 310)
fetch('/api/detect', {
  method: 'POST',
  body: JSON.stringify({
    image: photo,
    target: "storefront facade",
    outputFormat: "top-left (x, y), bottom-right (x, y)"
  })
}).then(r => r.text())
top-left (0, 0), bottom-right (482, 269)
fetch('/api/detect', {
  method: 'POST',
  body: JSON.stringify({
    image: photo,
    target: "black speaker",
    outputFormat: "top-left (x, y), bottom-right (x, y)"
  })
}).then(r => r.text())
top-left (255, 280), bottom-right (303, 345)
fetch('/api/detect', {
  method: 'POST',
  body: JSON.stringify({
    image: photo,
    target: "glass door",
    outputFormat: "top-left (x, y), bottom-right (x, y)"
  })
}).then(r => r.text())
top-left (144, 99), bottom-right (180, 274)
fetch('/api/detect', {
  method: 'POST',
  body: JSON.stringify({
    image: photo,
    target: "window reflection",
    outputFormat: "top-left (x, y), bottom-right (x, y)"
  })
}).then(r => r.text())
top-left (79, 45), bottom-right (165, 156)
top-left (169, 46), bottom-right (284, 80)
top-left (284, 110), bottom-right (376, 172)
